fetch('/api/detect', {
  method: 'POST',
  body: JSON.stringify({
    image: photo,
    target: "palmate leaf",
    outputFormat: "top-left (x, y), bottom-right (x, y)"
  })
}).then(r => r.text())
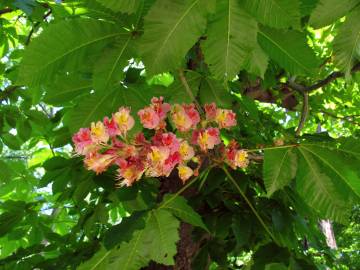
top-left (333, 7), bottom-right (360, 76)
top-left (264, 142), bottom-right (360, 223)
top-left (96, 0), bottom-right (142, 13)
top-left (242, 0), bottom-right (300, 29)
top-left (202, 0), bottom-right (258, 81)
top-left (43, 74), bottom-right (92, 105)
top-left (296, 147), bottom-right (352, 223)
top-left (309, 0), bottom-right (360, 29)
top-left (167, 70), bottom-right (202, 104)
top-left (258, 27), bottom-right (319, 75)
top-left (160, 194), bottom-right (208, 231)
top-left (93, 35), bottom-right (134, 92)
top-left (263, 147), bottom-right (297, 197)
top-left (140, 0), bottom-right (208, 76)
top-left (242, 45), bottom-right (269, 78)
top-left (77, 209), bottom-right (180, 270)
top-left (18, 18), bottom-right (126, 86)
top-left (64, 85), bottom-right (150, 133)
top-left (199, 77), bottom-right (233, 108)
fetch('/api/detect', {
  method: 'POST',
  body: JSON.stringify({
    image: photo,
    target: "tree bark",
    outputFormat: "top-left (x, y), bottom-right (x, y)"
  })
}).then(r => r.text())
top-left (320, 219), bottom-right (337, 249)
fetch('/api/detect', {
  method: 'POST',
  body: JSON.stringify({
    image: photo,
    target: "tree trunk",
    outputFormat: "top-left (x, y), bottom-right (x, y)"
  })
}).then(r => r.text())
top-left (320, 219), bottom-right (337, 249)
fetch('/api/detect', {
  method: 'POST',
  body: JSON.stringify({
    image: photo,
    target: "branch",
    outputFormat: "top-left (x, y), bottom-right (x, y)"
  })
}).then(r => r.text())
top-left (0, 86), bottom-right (19, 101)
top-left (178, 69), bottom-right (204, 114)
top-left (0, 7), bottom-right (13, 16)
top-left (321, 110), bottom-right (360, 126)
top-left (295, 92), bottom-right (309, 136)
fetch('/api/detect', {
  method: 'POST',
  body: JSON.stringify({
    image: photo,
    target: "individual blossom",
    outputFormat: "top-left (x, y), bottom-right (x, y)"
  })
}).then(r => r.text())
top-left (84, 152), bottom-right (115, 174)
top-left (138, 97), bottom-right (170, 130)
top-left (171, 104), bottom-right (199, 132)
top-left (193, 127), bottom-right (221, 151)
top-left (117, 157), bottom-right (145, 186)
top-left (138, 107), bottom-right (160, 129)
top-left (146, 146), bottom-right (171, 177)
top-left (163, 152), bottom-right (181, 176)
top-left (215, 109), bottom-right (237, 129)
top-left (103, 116), bottom-right (119, 137)
top-left (179, 140), bottom-right (195, 161)
top-left (224, 141), bottom-right (249, 169)
top-left (178, 164), bottom-right (193, 182)
top-left (204, 103), bottom-right (217, 121)
top-left (153, 132), bottom-right (180, 154)
top-left (72, 128), bottom-right (93, 155)
top-left (90, 121), bottom-right (109, 144)
top-left (113, 107), bottom-right (135, 134)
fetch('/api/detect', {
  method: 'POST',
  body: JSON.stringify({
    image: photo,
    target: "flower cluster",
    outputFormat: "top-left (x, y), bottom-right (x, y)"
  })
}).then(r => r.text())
top-left (72, 97), bottom-right (249, 187)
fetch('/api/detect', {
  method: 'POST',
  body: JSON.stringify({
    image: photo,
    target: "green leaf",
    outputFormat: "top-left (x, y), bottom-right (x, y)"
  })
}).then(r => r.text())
top-left (93, 35), bottom-right (134, 92)
top-left (0, 211), bottom-right (25, 237)
top-left (296, 146), bottom-right (353, 223)
top-left (309, 0), bottom-right (360, 28)
top-left (18, 18), bottom-right (125, 86)
top-left (333, 7), bottom-right (360, 76)
top-left (103, 211), bottom-right (146, 249)
top-left (44, 74), bottom-right (92, 105)
top-left (140, 0), bottom-right (208, 75)
top-left (167, 70), bottom-right (202, 104)
top-left (258, 27), bottom-right (319, 75)
top-left (64, 85), bottom-right (150, 133)
top-left (264, 147), bottom-right (297, 197)
top-left (96, 0), bottom-right (142, 13)
top-left (199, 77), bottom-right (233, 108)
top-left (16, 119), bottom-right (32, 142)
top-left (242, 45), bottom-right (269, 78)
top-left (78, 209), bottom-right (180, 269)
top-left (160, 194), bottom-right (208, 231)
top-left (203, 0), bottom-right (258, 80)
top-left (242, 0), bottom-right (300, 29)
top-left (1, 134), bottom-right (23, 150)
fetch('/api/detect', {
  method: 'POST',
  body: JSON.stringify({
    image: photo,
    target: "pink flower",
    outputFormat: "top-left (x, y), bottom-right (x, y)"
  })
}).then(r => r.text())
top-left (153, 132), bottom-right (180, 154)
top-left (179, 141), bottom-right (195, 161)
top-left (183, 104), bottom-right (200, 127)
top-left (138, 107), bottom-right (160, 129)
top-left (151, 96), bottom-right (171, 120)
top-left (178, 164), bottom-right (193, 182)
top-left (113, 107), bottom-right (135, 134)
top-left (204, 103), bottom-right (217, 120)
top-left (163, 152), bottom-right (181, 176)
top-left (84, 152), bottom-right (115, 174)
top-left (193, 127), bottom-right (221, 151)
top-left (103, 116), bottom-right (119, 137)
top-left (117, 157), bottom-right (145, 186)
top-left (171, 106), bottom-right (192, 131)
top-left (215, 109), bottom-right (237, 129)
top-left (90, 121), bottom-right (109, 144)
top-left (224, 141), bottom-right (248, 169)
top-left (72, 128), bottom-right (93, 155)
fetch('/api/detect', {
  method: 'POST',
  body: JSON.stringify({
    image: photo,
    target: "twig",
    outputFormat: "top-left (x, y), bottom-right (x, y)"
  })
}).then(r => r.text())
top-left (0, 86), bottom-right (19, 101)
top-left (178, 69), bottom-right (204, 114)
top-left (0, 7), bottom-right (13, 16)
top-left (25, 9), bottom-right (52, 45)
top-left (295, 92), bottom-right (309, 136)
top-left (321, 110), bottom-right (360, 126)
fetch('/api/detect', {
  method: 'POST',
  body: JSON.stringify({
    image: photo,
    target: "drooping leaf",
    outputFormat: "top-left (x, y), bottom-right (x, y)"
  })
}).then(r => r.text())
top-left (258, 27), bottom-right (319, 75)
top-left (78, 209), bottom-right (180, 269)
top-left (0, 211), bottom-right (25, 237)
top-left (309, 0), bottom-right (360, 28)
top-left (93, 34), bottom-right (134, 92)
top-left (103, 211), bottom-right (146, 249)
top-left (64, 85), bottom-right (150, 133)
top-left (203, 0), bottom-right (258, 80)
top-left (199, 77), bottom-right (233, 108)
top-left (43, 74), bottom-right (92, 105)
top-left (296, 146), bottom-right (353, 223)
top-left (242, 45), bottom-right (269, 78)
top-left (96, 0), bottom-right (142, 13)
top-left (333, 7), bottom-right (360, 76)
top-left (140, 0), bottom-right (208, 75)
top-left (160, 194), bottom-right (208, 231)
top-left (18, 18), bottom-right (125, 86)
top-left (263, 147), bottom-right (297, 197)
top-left (242, 0), bottom-right (300, 29)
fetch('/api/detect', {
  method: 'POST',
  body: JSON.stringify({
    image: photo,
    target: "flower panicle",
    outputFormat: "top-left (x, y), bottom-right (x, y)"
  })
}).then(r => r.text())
top-left (72, 97), bottom-right (248, 186)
